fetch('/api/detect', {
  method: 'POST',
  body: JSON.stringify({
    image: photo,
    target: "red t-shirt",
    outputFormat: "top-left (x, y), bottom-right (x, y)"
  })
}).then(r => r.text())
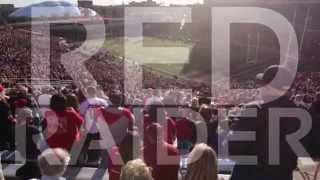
top-left (175, 117), bottom-right (195, 141)
top-left (100, 107), bottom-right (134, 126)
top-left (144, 114), bottom-right (176, 145)
top-left (107, 146), bottom-right (122, 180)
top-left (143, 142), bottom-right (180, 180)
top-left (44, 109), bottom-right (84, 151)
top-left (98, 107), bottom-right (134, 145)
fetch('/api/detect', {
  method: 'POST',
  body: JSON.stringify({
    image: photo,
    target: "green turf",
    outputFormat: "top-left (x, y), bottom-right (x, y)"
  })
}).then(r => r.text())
top-left (103, 37), bottom-right (192, 75)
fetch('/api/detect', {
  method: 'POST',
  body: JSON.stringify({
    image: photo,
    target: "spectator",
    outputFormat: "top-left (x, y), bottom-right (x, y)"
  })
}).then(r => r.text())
top-left (14, 84), bottom-right (38, 109)
top-left (37, 148), bottom-right (70, 180)
top-left (175, 108), bottom-right (196, 153)
top-left (293, 94), bottom-right (304, 108)
top-left (143, 123), bottom-right (180, 180)
top-left (302, 94), bottom-right (313, 110)
top-left (79, 86), bottom-right (109, 163)
top-left (230, 65), bottom-right (300, 180)
top-left (108, 130), bottom-right (140, 180)
top-left (99, 92), bottom-right (135, 145)
top-left (120, 159), bottom-right (153, 180)
top-left (199, 104), bottom-right (218, 151)
top-left (308, 93), bottom-right (320, 157)
top-left (12, 84), bottom-right (41, 126)
top-left (79, 86), bottom-right (109, 116)
top-left (0, 84), bottom-right (14, 150)
top-left (184, 143), bottom-right (218, 180)
top-left (311, 93), bottom-right (320, 117)
top-left (43, 94), bottom-right (84, 151)
top-left (145, 89), bottom-right (162, 106)
top-left (144, 100), bottom-right (176, 145)
top-left (65, 93), bottom-right (80, 112)
top-left (0, 154), bottom-right (4, 180)
top-left (38, 86), bottom-right (54, 116)
top-left (15, 107), bottom-right (43, 179)
top-left (96, 85), bottom-right (111, 104)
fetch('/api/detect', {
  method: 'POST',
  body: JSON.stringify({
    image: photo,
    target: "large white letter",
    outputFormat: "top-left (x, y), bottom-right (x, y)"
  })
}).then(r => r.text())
top-left (269, 108), bottom-right (312, 165)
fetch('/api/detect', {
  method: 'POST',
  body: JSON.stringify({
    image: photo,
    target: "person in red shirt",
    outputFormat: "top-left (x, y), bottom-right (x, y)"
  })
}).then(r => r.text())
top-left (108, 130), bottom-right (140, 180)
top-left (175, 117), bottom-right (196, 153)
top-left (93, 92), bottom-right (135, 168)
top-left (43, 94), bottom-right (84, 151)
top-left (144, 100), bottom-right (176, 145)
top-left (175, 117), bottom-right (195, 141)
top-left (143, 123), bottom-right (180, 180)
top-left (98, 93), bottom-right (135, 146)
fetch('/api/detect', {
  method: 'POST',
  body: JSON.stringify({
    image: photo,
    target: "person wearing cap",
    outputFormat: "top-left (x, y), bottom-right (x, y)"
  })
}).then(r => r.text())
top-left (11, 84), bottom-right (41, 126)
top-left (229, 65), bottom-right (301, 180)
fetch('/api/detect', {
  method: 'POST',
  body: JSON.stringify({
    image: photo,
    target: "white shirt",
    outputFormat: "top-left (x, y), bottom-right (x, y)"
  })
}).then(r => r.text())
top-left (29, 176), bottom-right (66, 180)
top-left (80, 97), bottom-right (109, 115)
top-left (80, 97), bottom-right (109, 134)
top-left (38, 94), bottom-right (52, 106)
top-left (40, 176), bottom-right (66, 180)
top-left (38, 93), bottom-right (52, 116)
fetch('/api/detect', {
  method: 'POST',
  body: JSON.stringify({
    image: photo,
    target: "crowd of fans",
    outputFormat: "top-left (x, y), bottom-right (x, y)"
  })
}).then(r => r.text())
top-left (0, 25), bottom-right (320, 180)
top-left (0, 82), bottom-right (224, 180)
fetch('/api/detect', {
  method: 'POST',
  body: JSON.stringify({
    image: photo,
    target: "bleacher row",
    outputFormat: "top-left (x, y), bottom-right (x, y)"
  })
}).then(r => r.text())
top-left (1, 164), bottom-right (231, 180)
top-left (0, 150), bottom-right (318, 180)
top-left (0, 150), bottom-right (233, 180)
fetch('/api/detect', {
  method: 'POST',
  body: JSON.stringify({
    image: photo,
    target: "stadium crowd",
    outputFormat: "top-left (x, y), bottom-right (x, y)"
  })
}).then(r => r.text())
top-left (0, 26), bottom-right (320, 180)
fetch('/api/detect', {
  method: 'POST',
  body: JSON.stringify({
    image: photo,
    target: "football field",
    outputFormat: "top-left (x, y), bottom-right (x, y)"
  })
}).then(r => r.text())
top-left (103, 36), bottom-right (193, 75)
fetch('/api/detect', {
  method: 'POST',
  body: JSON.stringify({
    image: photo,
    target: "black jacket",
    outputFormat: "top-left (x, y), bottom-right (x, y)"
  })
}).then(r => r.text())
top-left (229, 96), bottom-right (301, 180)
top-left (0, 99), bottom-right (14, 150)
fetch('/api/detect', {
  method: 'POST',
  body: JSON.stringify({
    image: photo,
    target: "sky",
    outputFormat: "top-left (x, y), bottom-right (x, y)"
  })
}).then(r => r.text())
top-left (2, 0), bottom-right (203, 7)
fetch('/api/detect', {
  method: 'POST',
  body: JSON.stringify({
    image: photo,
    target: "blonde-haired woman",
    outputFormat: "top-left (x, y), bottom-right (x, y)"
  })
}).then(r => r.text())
top-left (185, 143), bottom-right (218, 180)
top-left (120, 159), bottom-right (153, 180)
